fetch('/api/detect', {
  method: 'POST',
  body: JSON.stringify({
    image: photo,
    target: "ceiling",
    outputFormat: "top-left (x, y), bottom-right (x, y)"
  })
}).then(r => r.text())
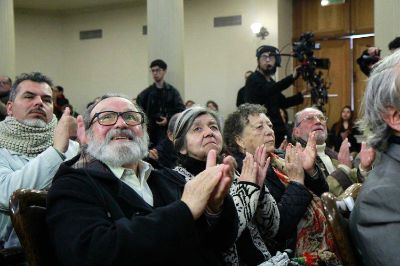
top-left (13, 0), bottom-right (144, 11)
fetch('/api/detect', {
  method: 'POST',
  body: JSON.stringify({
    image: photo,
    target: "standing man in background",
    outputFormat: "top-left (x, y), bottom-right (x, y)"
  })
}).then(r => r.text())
top-left (137, 59), bottom-right (185, 147)
top-left (244, 45), bottom-right (305, 147)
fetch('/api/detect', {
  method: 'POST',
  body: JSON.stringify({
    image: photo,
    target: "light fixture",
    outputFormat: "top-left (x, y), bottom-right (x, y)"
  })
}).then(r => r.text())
top-left (321, 0), bottom-right (345, 6)
top-left (250, 23), bottom-right (269, 40)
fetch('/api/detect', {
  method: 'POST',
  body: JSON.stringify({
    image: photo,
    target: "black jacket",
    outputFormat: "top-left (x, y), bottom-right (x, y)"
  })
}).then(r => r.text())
top-left (244, 71), bottom-right (304, 145)
top-left (47, 155), bottom-right (237, 266)
top-left (232, 150), bottom-right (328, 254)
top-left (136, 82), bottom-right (185, 123)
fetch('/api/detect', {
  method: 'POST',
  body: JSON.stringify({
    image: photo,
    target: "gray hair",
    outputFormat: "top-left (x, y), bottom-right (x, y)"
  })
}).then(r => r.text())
top-left (223, 103), bottom-right (267, 155)
top-left (83, 93), bottom-right (146, 130)
top-left (293, 107), bottom-right (322, 128)
top-left (173, 106), bottom-right (221, 153)
top-left (359, 49), bottom-right (400, 151)
top-left (10, 72), bottom-right (53, 101)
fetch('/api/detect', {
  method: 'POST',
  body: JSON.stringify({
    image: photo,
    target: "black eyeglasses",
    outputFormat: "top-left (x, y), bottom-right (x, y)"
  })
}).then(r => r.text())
top-left (89, 111), bottom-right (145, 127)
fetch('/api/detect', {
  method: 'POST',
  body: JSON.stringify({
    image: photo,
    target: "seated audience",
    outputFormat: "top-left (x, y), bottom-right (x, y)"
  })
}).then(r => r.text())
top-left (0, 72), bottom-right (79, 248)
top-left (388, 36), bottom-right (400, 53)
top-left (206, 100), bottom-right (219, 112)
top-left (53, 85), bottom-right (70, 120)
top-left (350, 50), bottom-right (400, 266)
top-left (0, 75), bottom-right (12, 121)
top-left (328, 105), bottom-right (361, 153)
top-left (185, 99), bottom-right (195, 108)
top-left (292, 107), bottom-right (375, 197)
top-left (224, 104), bottom-right (342, 265)
top-left (46, 94), bottom-right (238, 266)
top-left (165, 106), bottom-right (285, 265)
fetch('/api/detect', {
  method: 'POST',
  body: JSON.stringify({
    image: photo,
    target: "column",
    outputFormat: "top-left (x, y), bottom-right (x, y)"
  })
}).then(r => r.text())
top-left (0, 0), bottom-right (16, 78)
top-left (147, 0), bottom-right (185, 97)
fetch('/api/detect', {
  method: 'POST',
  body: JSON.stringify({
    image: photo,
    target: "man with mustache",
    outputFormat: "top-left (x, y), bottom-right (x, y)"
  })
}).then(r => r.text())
top-left (292, 107), bottom-right (375, 197)
top-left (0, 72), bottom-right (79, 248)
top-left (46, 94), bottom-right (238, 266)
top-left (244, 45), bottom-right (305, 147)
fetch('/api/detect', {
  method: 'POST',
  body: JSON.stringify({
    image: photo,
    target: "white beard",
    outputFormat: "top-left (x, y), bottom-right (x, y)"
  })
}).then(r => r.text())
top-left (20, 119), bottom-right (47, 128)
top-left (87, 129), bottom-right (149, 168)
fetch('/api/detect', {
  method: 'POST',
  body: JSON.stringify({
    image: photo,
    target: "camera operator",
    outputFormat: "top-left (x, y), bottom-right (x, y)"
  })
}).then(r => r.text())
top-left (244, 45), bottom-right (306, 147)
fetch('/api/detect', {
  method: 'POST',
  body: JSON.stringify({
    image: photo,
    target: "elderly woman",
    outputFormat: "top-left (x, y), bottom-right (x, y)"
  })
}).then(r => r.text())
top-left (224, 104), bottom-right (341, 265)
top-left (162, 106), bottom-right (284, 266)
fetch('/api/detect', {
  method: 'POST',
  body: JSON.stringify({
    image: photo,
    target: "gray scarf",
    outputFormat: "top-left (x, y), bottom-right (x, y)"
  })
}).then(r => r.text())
top-left (0, 115), bottom-right (57, 157)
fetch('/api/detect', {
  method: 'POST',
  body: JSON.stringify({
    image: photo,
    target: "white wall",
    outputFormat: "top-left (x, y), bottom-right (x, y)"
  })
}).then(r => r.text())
top-left (14, 0), bottom-right (292, 117)
top-left (375, 0), bottom-right (400, 56)
top-left (184, 0), bottom-right (282, 117)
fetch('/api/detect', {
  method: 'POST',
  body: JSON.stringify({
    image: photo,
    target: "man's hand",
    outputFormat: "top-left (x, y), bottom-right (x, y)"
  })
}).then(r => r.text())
top-left (148, 148), bottom-right (159, 160)
top-left (155, 116), bottom-right (168, 126)
top-left (285, 143), bottom-right (305, 185)
top-left (359, 141), bottom-right (376, 171)
top-left (338, 138), bottom-right (352, 167)
top-left (53, 107), bottom-right (77, 153)
top-left (300, 131), bottom-right (317, 175)
top-left (293, 65), bottom-right (302, 80)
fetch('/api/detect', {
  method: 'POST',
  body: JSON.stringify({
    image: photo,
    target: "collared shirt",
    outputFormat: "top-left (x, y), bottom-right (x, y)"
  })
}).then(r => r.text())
top-left (316, 143), bottom-right (336, 174)
top-left (107, 161), bottom-right (154, 206)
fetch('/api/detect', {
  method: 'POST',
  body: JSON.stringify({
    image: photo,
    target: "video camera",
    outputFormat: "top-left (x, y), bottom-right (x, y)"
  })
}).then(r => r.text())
top-left (292, 32), bottom-right (331, 108)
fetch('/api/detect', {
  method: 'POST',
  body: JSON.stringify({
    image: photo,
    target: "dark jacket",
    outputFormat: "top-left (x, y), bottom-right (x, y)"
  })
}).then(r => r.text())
top-left (136, 82), bottom-right (185, 147)
top-left (232, 150), bottom-right (328, 254)
top-left (244, 71), bottom-right (303, 146)
top-left (47, 155), bottom-right (237, 266)
top-left (236, 86), bottom-right (245, 107)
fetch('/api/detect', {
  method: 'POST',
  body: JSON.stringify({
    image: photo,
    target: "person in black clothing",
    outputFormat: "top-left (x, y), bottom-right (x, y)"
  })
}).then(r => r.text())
top-left (136, 59), bottom-right (185, 147)
top-left (236, 70), bottom-right (253, 107)
top-left (47, 94), bottom-right (238, 266)
top-left (244, 45), bottom-right (306, 147)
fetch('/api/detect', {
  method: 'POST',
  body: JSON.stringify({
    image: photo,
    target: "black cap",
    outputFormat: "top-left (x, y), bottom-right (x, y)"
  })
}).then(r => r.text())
top-left (256, 45), bottom-right (281, 67)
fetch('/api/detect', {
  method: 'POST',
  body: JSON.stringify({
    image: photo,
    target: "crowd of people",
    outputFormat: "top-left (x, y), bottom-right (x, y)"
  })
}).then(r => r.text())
top-left (1, 39), bottom-right (400, 266)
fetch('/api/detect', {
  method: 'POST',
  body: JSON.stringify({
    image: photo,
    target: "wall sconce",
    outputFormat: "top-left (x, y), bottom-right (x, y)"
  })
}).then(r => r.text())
top-left (251, 23), bottom-right (269, 40)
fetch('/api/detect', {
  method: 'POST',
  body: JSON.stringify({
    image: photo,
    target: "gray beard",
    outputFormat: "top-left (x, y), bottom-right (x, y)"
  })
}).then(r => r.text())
top-left (20, 119), bottom-right (47, 128)
top-left (87, 129), bottom-right (149, 168)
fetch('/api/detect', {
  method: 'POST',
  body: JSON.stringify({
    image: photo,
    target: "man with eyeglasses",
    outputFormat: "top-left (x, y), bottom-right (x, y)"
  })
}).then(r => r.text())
top-left (0, 72), bottom-right (79, 248)
top-left (137, 59), bottom-right (185, 148)
top-left (46, 94), bottom-right (238, 266)
top-left (292, 107), bottom-right (375, 197)
top-left (244, 45), bottom-right (306, 148)
top-left (0, 75), bottom-right (12, 121)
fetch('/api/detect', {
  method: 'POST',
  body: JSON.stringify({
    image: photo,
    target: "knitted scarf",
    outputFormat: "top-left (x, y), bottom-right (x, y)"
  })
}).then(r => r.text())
top-left (270, 153), bottom-right (341, 265)
top-left (0, 115), bottom-right (57, 157)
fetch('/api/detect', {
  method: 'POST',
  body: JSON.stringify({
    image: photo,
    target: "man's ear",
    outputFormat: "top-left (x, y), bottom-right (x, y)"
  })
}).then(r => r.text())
top-left (6, 101), bottom-right (13, 116)
top-left (76, 115), bottom-right (88, 145)
top-left (382, 106), bottom-right (400, 132)
top-left (292, 127), bottom-right (300, 139)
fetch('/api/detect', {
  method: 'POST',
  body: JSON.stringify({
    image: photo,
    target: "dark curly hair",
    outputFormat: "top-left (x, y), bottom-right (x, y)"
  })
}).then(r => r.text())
top-left (223, 103), bottom-right (267, 155)
top-left (10, 72), bottom-right (53, 101)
